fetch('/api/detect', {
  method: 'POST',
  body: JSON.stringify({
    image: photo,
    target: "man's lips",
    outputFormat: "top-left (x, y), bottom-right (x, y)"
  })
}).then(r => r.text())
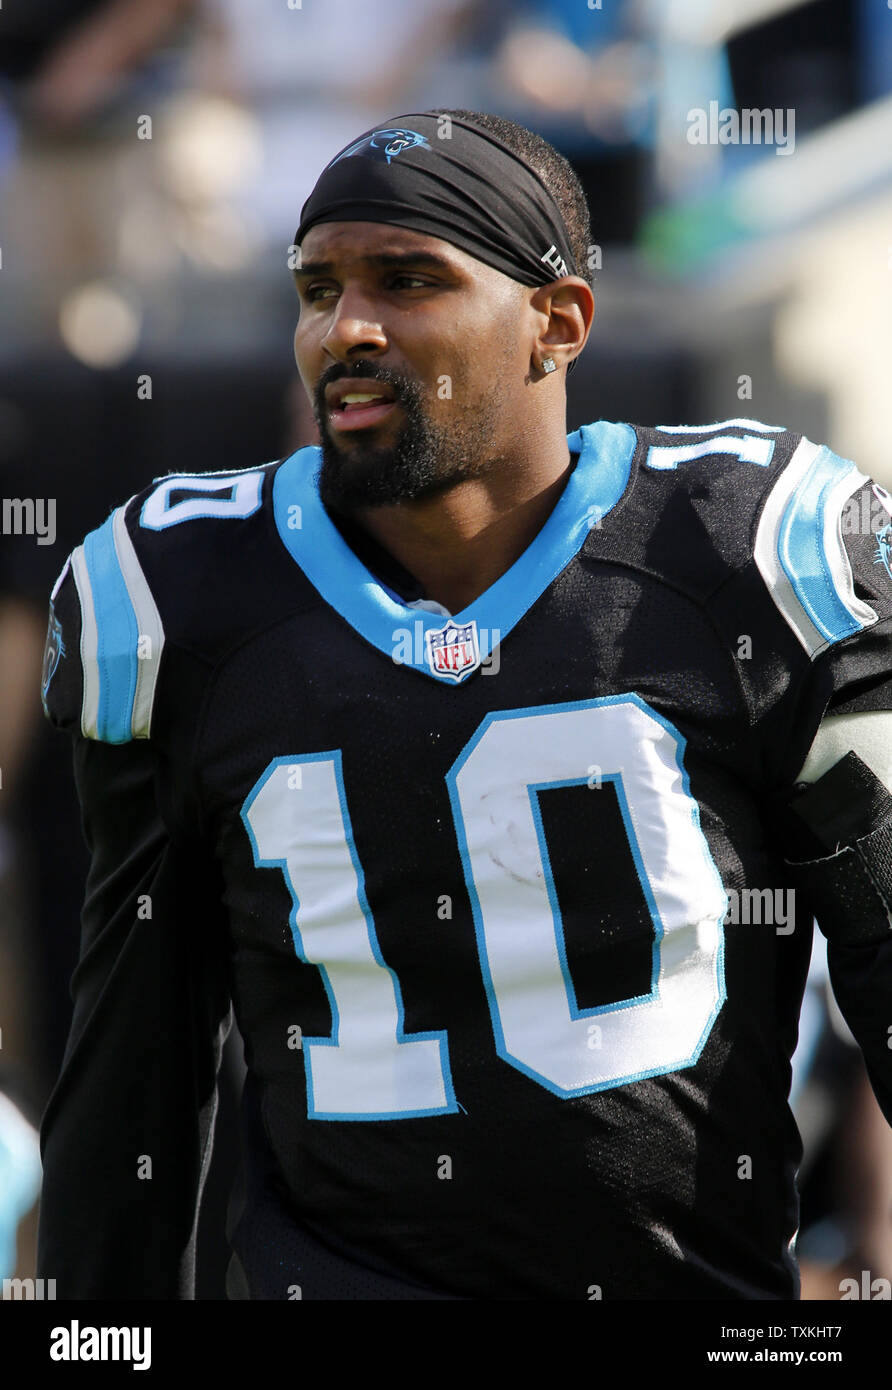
top-left (324, 377), bottom-right (398, 430)
top-left (327, 399), bottom-right (399, 431)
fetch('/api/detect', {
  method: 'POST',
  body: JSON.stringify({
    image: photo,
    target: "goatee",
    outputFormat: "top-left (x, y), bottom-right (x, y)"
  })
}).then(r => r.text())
top-left (314, 362), bottom-right (487, 515)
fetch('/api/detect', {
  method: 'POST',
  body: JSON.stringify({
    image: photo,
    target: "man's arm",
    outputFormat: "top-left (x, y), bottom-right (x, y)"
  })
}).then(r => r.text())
top-left (37, 728), bottom-right (231, 1298)
top-left (783, 710), bottom-right (892, 1125)
top-left (35, 487), bottom-right (234, 1297)
top-left (797, 710), bottom-right (892, 790)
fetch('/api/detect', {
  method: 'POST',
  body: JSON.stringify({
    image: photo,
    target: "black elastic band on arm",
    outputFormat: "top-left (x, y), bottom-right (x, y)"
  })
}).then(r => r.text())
top-left (785, 752), bottom-right (892, 947)
top-left (791, 750), bottom-right (892, 851)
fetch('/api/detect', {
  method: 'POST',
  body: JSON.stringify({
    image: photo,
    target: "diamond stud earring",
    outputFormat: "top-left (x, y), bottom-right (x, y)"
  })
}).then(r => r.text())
top-left (541, 357), bottom-right (557, 374)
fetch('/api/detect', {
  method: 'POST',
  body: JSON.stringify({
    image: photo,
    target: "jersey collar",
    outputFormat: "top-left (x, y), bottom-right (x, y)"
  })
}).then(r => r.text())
top-left (272, 420), bottom-right (636, 684)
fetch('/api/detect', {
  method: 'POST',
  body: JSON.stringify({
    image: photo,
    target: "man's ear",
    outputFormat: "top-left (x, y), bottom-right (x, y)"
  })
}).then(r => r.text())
top-left (528, 277), bottom-right (594, 372)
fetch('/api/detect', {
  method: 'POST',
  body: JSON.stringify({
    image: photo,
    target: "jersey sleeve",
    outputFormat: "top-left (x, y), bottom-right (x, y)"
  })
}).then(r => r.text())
top-left (809, 473), bottom-right (892, 719)
top-left (755, 446), bottom-right (892, 776)
top-left (41, 495), bottom-right (165, 744)
top-left (36, 733), bottom-right (232, 1298)
top-left (38, 492), bottom-right (231, 1297)
top-left (828, 934), bottom-right (892, 1124)
top-left (750, 444), bottom-right (892, 1122)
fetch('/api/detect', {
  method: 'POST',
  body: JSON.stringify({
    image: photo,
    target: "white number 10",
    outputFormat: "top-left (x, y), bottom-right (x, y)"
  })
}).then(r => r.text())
top-left (242, 696), bottom-right (727, 1120)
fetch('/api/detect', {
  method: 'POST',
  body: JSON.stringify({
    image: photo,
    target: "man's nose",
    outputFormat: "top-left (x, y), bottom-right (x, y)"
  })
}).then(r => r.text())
top-left (321, 286), bottom-right (388, 360)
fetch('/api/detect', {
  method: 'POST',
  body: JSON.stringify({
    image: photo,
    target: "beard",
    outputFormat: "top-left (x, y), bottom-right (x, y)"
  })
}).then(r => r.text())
top-left (314, 359), bottom-right (503, 515)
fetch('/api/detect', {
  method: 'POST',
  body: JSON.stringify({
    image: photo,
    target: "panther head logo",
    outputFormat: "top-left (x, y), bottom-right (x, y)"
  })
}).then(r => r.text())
top-left (328, 128), bottom-right (431, 168)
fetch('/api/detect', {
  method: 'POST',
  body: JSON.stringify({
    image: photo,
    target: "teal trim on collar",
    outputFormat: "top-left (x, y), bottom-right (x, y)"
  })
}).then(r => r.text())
top-left (272, 420), bottom-right (636, 684)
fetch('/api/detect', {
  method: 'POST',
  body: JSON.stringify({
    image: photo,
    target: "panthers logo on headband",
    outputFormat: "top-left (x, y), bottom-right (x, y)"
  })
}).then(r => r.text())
top-left (328, 128), bottom-right (431, 168)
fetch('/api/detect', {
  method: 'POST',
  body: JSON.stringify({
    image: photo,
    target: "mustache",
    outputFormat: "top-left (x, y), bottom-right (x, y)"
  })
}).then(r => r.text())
top-left (315, 360), bottom-right (417, 414)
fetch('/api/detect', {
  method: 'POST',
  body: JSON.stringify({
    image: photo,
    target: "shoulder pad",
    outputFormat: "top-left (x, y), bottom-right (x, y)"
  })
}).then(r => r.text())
top-left (42, 498), bottom-right (163, 743)
top-left (639, 417), bottom-right (787, 473)
top-left (631, 420), bottom-right (892, 657)
top-left (41, 464), bottom-right (277, 743)
top-left (594, 419), bottom-right (802, 594)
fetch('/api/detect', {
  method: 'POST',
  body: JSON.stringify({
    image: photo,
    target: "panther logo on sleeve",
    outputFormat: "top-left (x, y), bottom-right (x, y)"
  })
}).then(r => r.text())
top-left (41, 605), bottom-right (66, 711)
top-left (871, 484), bottom-right (892, 583)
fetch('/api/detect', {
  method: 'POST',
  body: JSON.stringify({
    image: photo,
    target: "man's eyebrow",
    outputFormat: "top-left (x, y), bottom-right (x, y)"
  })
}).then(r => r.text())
top-left (294, 251), bottom-right (458, 278)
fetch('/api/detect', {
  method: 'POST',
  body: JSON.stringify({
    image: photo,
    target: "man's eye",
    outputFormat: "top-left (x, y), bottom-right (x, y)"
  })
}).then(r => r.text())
top-left (304, 275), bottom-right (431, 303)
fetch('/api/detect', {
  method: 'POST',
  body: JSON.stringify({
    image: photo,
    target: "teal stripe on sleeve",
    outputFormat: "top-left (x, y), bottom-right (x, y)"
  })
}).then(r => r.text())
top-left (777, 447), bottom-right (862, 646)
top-left (82, 513), bottom-right (139, 743)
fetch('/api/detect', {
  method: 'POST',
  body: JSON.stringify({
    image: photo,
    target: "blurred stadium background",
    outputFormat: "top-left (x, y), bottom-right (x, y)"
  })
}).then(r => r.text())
top-left (1, 0), bottom-right (890, 1299)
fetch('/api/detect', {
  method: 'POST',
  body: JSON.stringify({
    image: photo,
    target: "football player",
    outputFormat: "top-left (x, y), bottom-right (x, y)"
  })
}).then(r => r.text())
top-left (38, 109), bottom-right (892, 1299)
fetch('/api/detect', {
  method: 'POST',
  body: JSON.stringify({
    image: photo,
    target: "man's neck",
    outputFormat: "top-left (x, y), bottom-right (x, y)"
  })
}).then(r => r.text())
top-left (350, 442), bottom-right (576, 615)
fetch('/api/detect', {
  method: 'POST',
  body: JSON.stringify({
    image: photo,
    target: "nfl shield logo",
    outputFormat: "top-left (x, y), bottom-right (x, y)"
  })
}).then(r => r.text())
top-left (425, 619), bottom-right (480, 682)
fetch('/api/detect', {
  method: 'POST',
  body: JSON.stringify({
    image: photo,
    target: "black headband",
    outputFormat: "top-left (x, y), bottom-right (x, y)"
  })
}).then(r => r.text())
top-left (295, 112), bottom-right (579, 290)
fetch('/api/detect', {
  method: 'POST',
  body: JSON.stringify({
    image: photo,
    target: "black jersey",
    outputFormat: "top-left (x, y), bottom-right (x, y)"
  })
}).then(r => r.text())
top-left (38, 418), bottom-right (892, 1299)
